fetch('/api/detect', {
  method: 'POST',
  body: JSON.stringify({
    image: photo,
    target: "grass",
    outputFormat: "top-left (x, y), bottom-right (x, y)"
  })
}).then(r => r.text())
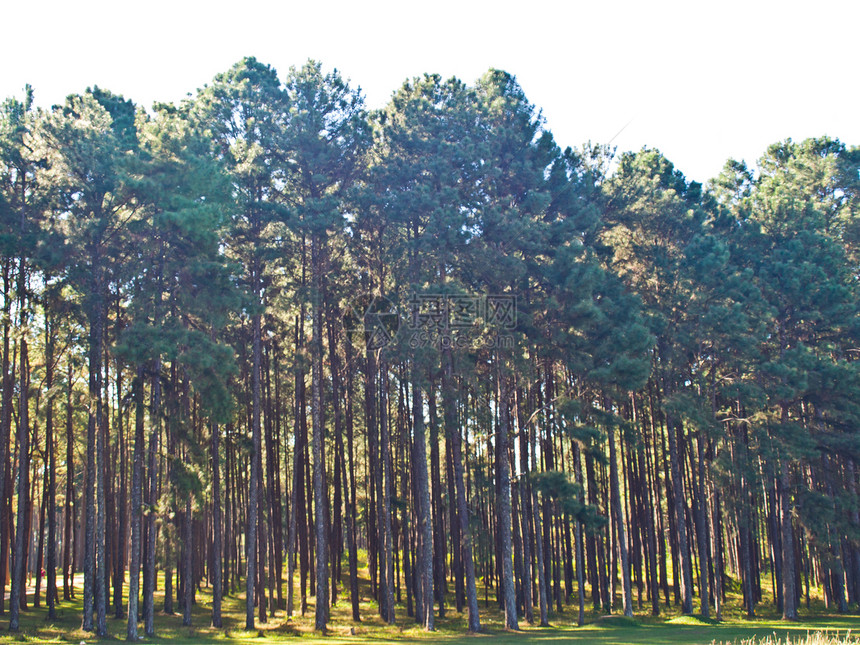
top-left (0, 562), bottom-right (857, 644)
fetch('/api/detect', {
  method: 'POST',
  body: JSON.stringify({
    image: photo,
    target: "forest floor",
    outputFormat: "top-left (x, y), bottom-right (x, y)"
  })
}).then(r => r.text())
top-left (0, 564), bottom-right (857, 644)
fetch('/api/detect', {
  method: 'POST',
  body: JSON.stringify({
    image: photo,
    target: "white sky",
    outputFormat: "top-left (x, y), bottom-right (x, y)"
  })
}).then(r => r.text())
top-left (2, 0), bottom-right (857, 183)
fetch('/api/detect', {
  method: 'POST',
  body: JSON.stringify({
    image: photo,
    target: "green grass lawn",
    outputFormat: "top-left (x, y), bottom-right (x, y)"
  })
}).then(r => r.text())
top-left (0, 563), bottom-right (858, 645)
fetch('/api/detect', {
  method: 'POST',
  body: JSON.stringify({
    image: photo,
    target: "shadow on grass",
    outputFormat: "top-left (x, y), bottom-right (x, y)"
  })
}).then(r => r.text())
top-left (0, 570), bottom-right (857, 645)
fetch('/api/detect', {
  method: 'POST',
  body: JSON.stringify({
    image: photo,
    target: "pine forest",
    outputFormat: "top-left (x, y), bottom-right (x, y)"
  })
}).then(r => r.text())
top-left (0, 57), bottom-right (859, 640)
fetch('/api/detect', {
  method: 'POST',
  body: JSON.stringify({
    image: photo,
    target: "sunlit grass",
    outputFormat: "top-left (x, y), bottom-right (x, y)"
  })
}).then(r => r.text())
top-left (0, 561), bottom-right (856, 644)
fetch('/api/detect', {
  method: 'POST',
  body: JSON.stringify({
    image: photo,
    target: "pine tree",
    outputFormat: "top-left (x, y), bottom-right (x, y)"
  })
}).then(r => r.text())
top-left (35, 90), bottom-right (139, 635)
top-left (283, 60), bottom-right (369, 631)
top-left (195, 58), bottom-right (287, 630)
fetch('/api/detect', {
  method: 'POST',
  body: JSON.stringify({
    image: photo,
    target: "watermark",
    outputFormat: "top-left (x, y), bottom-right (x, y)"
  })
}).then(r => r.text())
top-left (345, 295), bottom-right (401, 350)
top-left (346, 293), bottom-right (516, 350)
top-left (406, 329), bottom-right (515, 350)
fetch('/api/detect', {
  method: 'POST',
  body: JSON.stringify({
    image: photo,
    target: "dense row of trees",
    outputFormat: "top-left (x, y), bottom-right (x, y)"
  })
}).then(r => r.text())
top-left (1, 57), bottom-right (859, 639)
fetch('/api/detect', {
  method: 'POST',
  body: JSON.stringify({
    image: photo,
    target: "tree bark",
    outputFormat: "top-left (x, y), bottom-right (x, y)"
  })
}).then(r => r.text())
top-left (664, 410), bottom-right (694, 614)
top-left (182, 494), bottom-right (193, 626)
top-left (82, 264), bottom-right (105, 633)
top-left (61, 359), bottom-right (74, 603)
top-left (442, 348), bottom-right (480, 631)
top-left (0, 261), bottom-right (11, 616)
top-left (694, 431), bottom-right (710, 618)
top-left (607, 420), bottom-right (634, 618)
top-left (573, 443), bottom-right (586, 626)
top-left (412, 372), bottom-right (434, 630)
top-left (780, 458), bottom-right (798, 620)
top-left (246, 300), bottom-right (262, 630)
top-left (311, 233), bottom-right (329, 631)
top-left (95, 308), bottom-right (108, 636)
top-left (211, 422), bottom-right (223, 627)
top-left (9, 336), bottom-right (29, 631)
top-left (529, 387), bottom-right (549, 626)
top-left (344, 341), bottom-right (360, 621)
top-left (428, 383), bottom-right (446, 618)
top-left (45, 318), bottom-right (58, 619)
top-left (496, 372), bottom-right (518, 630)
top-left (143, 358), bottom-right (161, 637)
top-left (127, 365), bottom-right (145, 641)
top-left (515, 391), bottom-right (534, 625)
top-left (114, 354), bottom-right (126, 619)
top-left (378, 360), bottom-right (395, 624)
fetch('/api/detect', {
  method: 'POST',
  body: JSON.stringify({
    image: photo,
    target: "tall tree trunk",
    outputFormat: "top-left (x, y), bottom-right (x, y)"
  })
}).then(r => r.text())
top-left (224, 432), bottom-right (234, 597)
top-left (63, 359), bottom-right (74, 602)
top-left (182, 494), bottom-right (193, 626)
top-left (286, 385), bottom-right (299, 618)
top-left (211, 421), bottom-right (223, 627)
top-left (263, 345), bottom-right (282, 614)
top-left (496, 371), bottom-right (518, 630)
top-left (344, 341), bottom-right (360, 621)
top-left (695, 431), bottom-right (710, 618)
top-left (127, 365), bottom-right (145, 641)
top-left (442, 348), bottom-right (480, 631)
top-left (664, 409), bottom-right (694, 614)
top-left (311, 233), bottom-right (328, 631)
top-left (528, 386), bottom-right (549, 626)
top-left (637, 436), bottom-right (660, 617)
top-left (163, 364), bottom-right (176, 617)
top-left (287, 316), bottom-right (304, 617)
top-left (515, 389), bottom-right (534, 625)
top-left (712, 486), bottom-right (724, 620)
top-left (114, 353), bottom-right (126, 619)
top-left (95, 306), bottom-right (108, 637)
top-left (780, 457), bottom-right (798, 620)
top-left (273, 347), bottom-right (286, 610)
top-left (412, 372), bottom-right (434, 630)
top-left (428, 383), bottom-right (446, 618)
top-left (327, 302), bottom-right (356, 619)
top-left (378, 360), bottom-right (395, 624)
top-left (256, 414), bottom-right (268, 624)
top-left (366, 350), bottom-right (379, 603)
top-left (45, 318), bottom-right (58, 619)
top-left (298, 313), bottom-right (311, 616)
top-left (9, 336), bottom-right (29, 631)
top-left (607, 419), bottom-right (633, 617)
top-left (734, 429), bottom-right (755, 617)
top-left (246, 299), bottom-right (262, 630)
top-left (143, 358), bottom-right (161, 637)
top-left (180, 376), bottom-right (195, 623)
top-left (82, 270), bottom-right (104, 633)
top-left (0, 261), bottom-right (11, 616)
top-left (367, 351), bottom-right (385, 616)
top-left (573, 443), bottom-right (586, 626)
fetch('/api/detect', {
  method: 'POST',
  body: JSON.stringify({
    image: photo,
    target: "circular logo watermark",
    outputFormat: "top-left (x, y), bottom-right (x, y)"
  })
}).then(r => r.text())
top-left (345, 294), bottom-right (401, 349)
